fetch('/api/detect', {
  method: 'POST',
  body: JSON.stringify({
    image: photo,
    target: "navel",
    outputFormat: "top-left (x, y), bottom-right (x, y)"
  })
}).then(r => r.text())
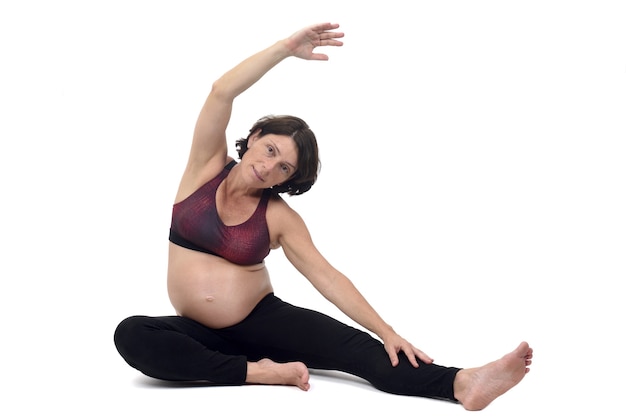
top-left (205, 295), bottom-right (215, 302)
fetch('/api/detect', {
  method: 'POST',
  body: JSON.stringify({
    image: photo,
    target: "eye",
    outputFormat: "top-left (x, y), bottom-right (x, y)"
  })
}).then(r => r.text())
top-left (266, 145), bottom-right (274, 154)
top-left (281, 164), bottom-right (291, 175)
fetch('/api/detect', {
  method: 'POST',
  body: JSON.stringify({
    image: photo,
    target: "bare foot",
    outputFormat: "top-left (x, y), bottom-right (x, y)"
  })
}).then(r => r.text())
top-left (245, 358), bottom-right (310, 391)
top-left (453, 341), bottom-right (533, 411)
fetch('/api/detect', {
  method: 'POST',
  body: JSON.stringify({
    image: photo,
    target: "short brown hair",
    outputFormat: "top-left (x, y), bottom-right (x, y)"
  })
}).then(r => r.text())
top-left (236, 115), bottom-right (320, 196)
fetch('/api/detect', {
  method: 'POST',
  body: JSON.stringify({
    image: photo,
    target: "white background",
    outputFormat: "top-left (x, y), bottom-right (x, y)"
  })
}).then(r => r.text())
top-left (1, 1), bottom-right (625, 416)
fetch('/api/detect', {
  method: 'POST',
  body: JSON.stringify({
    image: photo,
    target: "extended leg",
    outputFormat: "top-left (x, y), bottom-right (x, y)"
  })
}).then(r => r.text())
top-left (217, 294), bottom-right (460, 400)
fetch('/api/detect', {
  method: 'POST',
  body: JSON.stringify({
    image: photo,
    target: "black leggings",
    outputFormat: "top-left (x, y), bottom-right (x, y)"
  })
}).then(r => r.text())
top-left (114, 293), bottom-right (459, 401)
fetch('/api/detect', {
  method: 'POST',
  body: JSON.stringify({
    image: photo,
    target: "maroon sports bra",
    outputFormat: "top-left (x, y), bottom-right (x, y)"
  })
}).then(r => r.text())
top-left (169, 160), bottom-right (271, 265)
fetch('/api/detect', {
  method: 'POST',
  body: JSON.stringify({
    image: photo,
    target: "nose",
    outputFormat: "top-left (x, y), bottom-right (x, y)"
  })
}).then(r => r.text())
top-left (264, 159), bottom-right (279, 172)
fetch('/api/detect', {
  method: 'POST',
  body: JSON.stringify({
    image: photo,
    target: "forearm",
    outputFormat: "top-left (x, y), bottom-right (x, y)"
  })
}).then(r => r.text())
top-left (212, 39), bottom-right (292, 101)
top-left (322, 274), bottom-right (395, 340)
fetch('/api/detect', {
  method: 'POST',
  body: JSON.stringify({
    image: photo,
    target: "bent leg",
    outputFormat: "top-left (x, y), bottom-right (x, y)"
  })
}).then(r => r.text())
top-left (113, 315), bottom-right (247, 384)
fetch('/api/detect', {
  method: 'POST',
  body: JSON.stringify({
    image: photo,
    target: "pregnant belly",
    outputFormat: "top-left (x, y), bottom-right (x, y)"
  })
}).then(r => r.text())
top-left (167, 243), bottom-right (273, 329)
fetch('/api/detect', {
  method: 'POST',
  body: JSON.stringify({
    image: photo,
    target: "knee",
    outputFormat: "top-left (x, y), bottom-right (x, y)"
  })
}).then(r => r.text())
top-left (113, 315), bottom-right (148, 360)
top-left (366, 354), bottom-right (429, 395)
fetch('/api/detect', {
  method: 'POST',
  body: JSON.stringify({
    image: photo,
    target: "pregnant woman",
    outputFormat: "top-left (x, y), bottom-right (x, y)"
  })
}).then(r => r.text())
top-left (114, 22), bottom-right (533, 411)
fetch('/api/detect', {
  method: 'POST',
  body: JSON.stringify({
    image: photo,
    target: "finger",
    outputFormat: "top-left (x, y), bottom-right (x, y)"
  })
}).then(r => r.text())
top-left (318, 38), bottom-right (344, 47)
top-left (311, 22), bottom-right (341, 32)
top-left (315, 24), bottom-right (344, 45)
top-left (319, 31), bottom-right (344, 40)
top-left (404, 348), bottom-right (419, 368)
top-left (318, 30), bottom-right (344, 42)
top-left (309, 53), bottom-right (329, 61)
top-left (385, 346), bottom-right (400, 367)
top-left (415, 348), bottom-right (434, 364)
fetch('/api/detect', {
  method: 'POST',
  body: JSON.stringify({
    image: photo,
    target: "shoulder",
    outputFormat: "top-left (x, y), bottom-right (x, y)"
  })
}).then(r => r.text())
top-left (266, 193), bottom-right (309, 247)
top-left (266, 193), bottom-right (299, 223)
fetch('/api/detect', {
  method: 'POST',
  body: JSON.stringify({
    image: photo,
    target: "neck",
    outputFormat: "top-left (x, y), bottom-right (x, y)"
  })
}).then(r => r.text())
top-left (223, 165), bottom-right (264, 199)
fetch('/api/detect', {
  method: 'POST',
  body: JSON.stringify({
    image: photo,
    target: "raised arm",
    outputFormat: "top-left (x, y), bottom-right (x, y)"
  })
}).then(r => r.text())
top-left (184, 23), bottom-right (344, 176)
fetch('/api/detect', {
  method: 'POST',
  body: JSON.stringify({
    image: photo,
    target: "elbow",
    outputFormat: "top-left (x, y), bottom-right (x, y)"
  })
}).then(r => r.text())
top-left (209, 80), bottom-right (230, 101)
top-left (209, 76), bottom-right (240, 103)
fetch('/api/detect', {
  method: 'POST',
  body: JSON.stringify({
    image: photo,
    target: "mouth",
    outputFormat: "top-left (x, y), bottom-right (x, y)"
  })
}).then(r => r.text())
top-left (252, 166), bottom-right (264, 182)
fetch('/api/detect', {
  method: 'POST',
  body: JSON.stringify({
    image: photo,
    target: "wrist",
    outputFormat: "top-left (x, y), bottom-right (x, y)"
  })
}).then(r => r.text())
top-left (280, 36), bottom-right (301, 58)
top-left (376, 324), bottom-right (396, 341)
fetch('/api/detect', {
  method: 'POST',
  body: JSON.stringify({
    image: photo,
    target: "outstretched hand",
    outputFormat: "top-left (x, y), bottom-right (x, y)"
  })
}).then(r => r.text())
top-left (382, 332), bottom-right (434, 368)
top-left (285, 22), bottom-right (344, 60)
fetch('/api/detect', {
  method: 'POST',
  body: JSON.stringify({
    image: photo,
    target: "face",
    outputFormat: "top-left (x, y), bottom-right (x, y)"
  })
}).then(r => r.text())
top-left (244, 133), bottom-right (298, 188)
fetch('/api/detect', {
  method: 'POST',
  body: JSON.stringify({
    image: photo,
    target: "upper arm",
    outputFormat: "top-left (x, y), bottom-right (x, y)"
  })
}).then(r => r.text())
top-left (270, 201), bottom-right (337, 292)
top-left (174, 84), bottom-right (235, 201)
top-left (186, 85), bottom-right (233, 171)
